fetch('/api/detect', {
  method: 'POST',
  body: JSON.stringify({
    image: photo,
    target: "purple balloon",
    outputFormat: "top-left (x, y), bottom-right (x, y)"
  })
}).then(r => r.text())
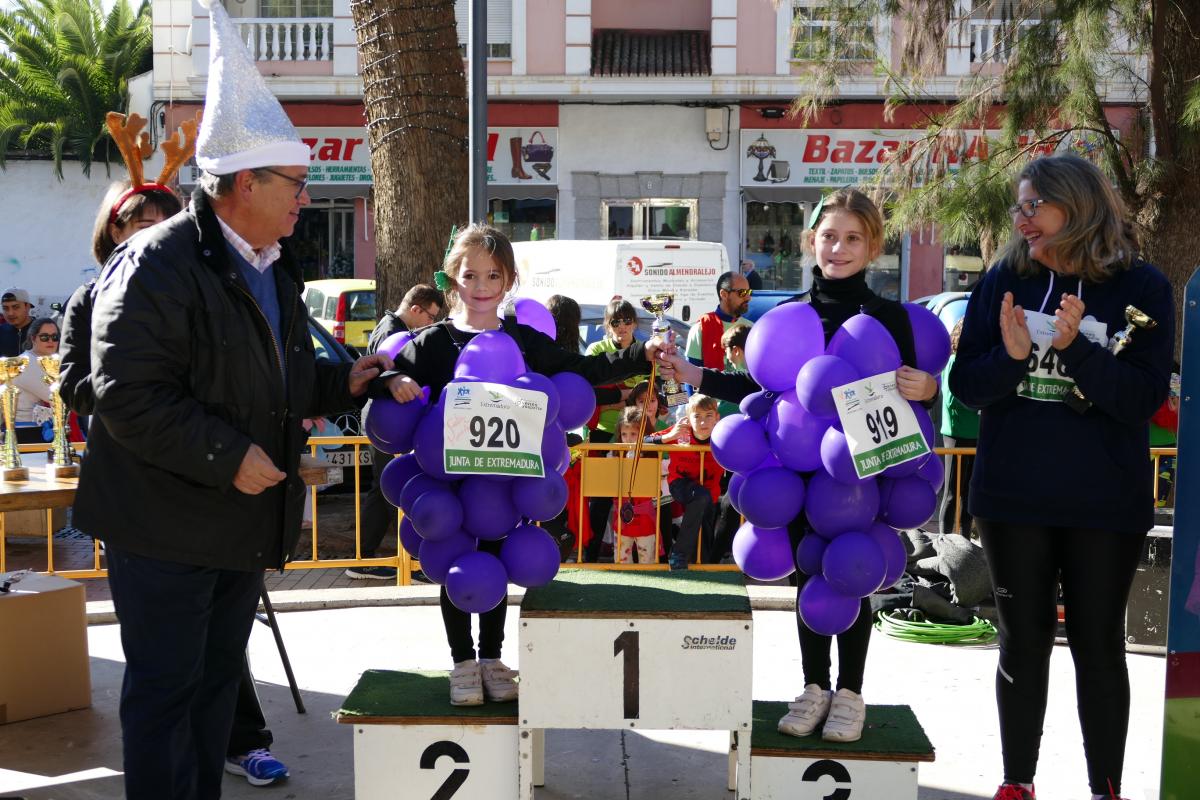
top-left (378, 330), bottom-right (414, 360)
top-left (904, 302), bottom-right (952, 376)
top-left (710, 414), bottom-right (771, 474)
top-left (399, 515), bottom-right (422, 558)
top-left (798, 575), bottom-right (862, 636)
top-left (445, 550), bottom-right (509, 613)
top-left (418, 531), bottom-right (476, 583)
top-left (739, 390), bottom-right (777, 421)
top-left (732, 523), bottom-right (796, 581)
top-left (514, 371), bottom-right (561, 424)
top-left (765, 390), bottom-right (828, 473)
top-left (745, 303), bottom-right (826, 391)
top-left (399, 474), bottom-right (449, 515)
top-left (738, 466), bottom-right (805, 529)
top-left (514, 297), bottom-right (558, 339)
top-left (821, 531), bottom-right (887, 597)
top-left (826, 313), bottom-right (902, 379)
top-left (499, 523), bottom-right (561, 587)
top-left (541, 423), bottom-right (570, 476)
top-left (413, 402), bottom-right (455, 481)
top-left (461, 475), bottom-right (522, 540)
top-left (916, 453), bottom-right (944, 491)
top-left (409, 488), bottom-right (464, 542)
top-left (511, 472), bottom-right (569, 521)
top-left (796, 533), bottom-right (828, 576)
top-left (820, 426), bottom-right (868, 485)
top-left (796, 355), bottom-right (859, 420)
top-left (363, 395), bottom-right (426, 454)
top-left (551, 372), bottom-right (597, 430)
top-left (379, 453), bottom-right (423, 508)
top-left (453, 330), bottom-right (527, 383)
top-left (866, 521), bottom-right (908, 591)
top-left (727, 471), bottom-right (747, 515)
top-left (805, 471), bottom-right (879, 538)
top-left (877, 475), bottom-right (938, 530)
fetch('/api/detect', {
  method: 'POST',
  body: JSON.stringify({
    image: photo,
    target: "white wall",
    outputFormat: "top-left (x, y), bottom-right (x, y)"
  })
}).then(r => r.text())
top-left (0, 160), bottom-right (119, 307)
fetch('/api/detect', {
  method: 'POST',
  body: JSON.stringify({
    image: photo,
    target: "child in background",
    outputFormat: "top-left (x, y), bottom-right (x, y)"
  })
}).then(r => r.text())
top-left (721, 324), bottom-right (749, 371)
top-left (609, 407), bottom-right (661, 565)
top-left (939, 319), bottom-right (979, 537)
top-left (666, 393), bottom-right (724, 570)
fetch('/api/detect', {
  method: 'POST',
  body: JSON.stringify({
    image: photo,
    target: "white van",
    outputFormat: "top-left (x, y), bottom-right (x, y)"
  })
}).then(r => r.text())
top-left (512, 239), bottom-right (730, 324)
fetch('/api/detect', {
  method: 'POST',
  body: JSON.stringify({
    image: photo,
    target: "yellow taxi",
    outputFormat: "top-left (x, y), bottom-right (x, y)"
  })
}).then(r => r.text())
top-left (303, 279), bottom-right (376, 351)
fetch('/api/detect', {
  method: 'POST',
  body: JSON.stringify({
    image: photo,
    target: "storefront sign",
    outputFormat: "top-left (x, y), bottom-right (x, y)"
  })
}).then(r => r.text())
top-left (182, 127), bottom-right (372, 186)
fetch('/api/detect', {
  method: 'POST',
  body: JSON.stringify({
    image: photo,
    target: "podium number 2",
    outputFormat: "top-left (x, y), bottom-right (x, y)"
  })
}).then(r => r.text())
top-left (614, 630), bottom-right (640, 719)
top-left (420, 741), bottom-right (470, 800)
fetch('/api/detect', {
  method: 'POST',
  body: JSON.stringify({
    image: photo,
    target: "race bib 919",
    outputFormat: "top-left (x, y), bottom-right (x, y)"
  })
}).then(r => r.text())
top-left (443, 381), bottom-right (548, 477)
top-left (832, 371), bottom-right (930, 479)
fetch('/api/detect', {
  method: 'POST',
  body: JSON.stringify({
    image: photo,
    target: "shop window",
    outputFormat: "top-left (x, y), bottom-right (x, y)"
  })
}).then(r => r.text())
top-left (944, 243), bottom-right (984, 292)
top-left (602, 199), bottom-right (697, 240)
top-left (292, 203), bottom-right (355, 282)
top-left (455, 0), bottom-right (513, 59)
top-left (488, 198), bottom-right (556, 242)
top-left (791, 0), bottom-right (874, 61)
top-left (744, 201), bottom-right (811, 292)
top-left (867, 234), bottom-right (903, 301)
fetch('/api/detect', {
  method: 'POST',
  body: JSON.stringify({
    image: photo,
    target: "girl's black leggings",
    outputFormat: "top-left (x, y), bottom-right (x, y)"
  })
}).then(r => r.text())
top-left (977, 519), bottom-right (1146, 796)
top-left (440, 539), bottom-right (507, 664)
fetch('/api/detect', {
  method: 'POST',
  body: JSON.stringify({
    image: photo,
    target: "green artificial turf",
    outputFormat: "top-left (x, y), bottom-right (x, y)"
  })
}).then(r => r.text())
top-left (521, 568), bottom-right (750, 615)
top-left (751, 701), bottom-right (934, 759)
top-left (336, 669), bottom-right (518, 721)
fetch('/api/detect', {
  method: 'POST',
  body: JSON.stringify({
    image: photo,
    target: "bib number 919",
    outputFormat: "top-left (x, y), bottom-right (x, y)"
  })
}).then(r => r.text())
top-left (864, 406), bottom-right (899, 445)
top-left (468, 416), bottom-right (521, 449)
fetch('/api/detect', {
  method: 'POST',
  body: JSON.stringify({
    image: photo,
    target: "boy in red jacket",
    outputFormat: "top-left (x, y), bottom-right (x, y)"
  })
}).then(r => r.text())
top-left (667, 394), bottom-right (723, 570)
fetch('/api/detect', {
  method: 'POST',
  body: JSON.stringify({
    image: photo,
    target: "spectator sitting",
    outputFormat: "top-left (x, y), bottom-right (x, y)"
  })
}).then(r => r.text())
top-left (666, 393), bottom-right (724, 570)
top-left (609, 408), bottom-right (661, 565)
top-left (10, 316), bottom-right (59, 443)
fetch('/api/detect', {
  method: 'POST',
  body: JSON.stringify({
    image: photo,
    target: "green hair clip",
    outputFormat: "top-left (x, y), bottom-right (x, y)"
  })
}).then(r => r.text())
top-left (807, 195), bottom-right (829, 230)
top-left (433, 225), bottom-right (459, 292)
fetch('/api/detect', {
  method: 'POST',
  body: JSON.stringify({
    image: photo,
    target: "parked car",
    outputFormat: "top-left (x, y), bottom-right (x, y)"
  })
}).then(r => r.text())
top-left (308, 315), bottom-right (373, 485)
top-left (304, 278), bottom-right (376, 352)
top-left (914, 291), bottom-right (971, 332)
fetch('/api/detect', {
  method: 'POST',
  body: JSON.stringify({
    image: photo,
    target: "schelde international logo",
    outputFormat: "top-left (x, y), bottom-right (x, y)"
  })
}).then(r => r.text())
top-left (626, 256), bottom-right (644, 276)
top-left (681, 634), bottom-right (737, 651)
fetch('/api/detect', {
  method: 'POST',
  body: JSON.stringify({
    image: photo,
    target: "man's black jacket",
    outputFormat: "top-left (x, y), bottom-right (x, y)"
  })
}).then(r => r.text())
top-left (66, 189), bottom-right (355, 571)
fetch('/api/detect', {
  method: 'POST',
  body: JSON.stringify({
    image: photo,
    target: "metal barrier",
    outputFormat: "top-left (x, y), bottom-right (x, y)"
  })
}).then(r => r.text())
top-left (0, 436), bottom-right (1178, 587)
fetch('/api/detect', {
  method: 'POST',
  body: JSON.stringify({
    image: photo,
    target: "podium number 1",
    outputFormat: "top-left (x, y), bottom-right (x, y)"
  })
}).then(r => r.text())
top-left (614, 630), bottom-right (640, 719)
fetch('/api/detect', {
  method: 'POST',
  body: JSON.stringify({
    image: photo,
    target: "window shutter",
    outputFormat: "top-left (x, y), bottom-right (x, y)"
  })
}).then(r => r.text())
top-left (454, 0), bottom-right (512, 47)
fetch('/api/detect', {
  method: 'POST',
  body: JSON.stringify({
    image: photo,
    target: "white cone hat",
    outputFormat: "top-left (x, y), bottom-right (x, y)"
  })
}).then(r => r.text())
top-left (195, 0), bottom-right (310, 174)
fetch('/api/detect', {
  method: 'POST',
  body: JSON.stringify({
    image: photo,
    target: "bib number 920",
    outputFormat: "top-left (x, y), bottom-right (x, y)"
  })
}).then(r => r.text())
top-left (468, 416), bottom-right (521, 449)
top-left (864, 406), bottom-right (899, 445)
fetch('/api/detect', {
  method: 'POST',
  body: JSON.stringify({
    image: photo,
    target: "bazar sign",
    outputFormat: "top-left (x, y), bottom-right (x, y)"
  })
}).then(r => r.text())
top-left (181, 127), bottom-right (372, 186)
top-left (740, 129), bottom-right (997, 187)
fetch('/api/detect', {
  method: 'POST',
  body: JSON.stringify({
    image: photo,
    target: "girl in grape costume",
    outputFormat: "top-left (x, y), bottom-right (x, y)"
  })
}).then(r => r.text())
top-left (662, 189), bottom-right (937, 742)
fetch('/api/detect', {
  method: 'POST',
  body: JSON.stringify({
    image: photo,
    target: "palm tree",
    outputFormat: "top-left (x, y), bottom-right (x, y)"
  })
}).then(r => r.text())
top-left (0, 0), bottom-right (151, 178)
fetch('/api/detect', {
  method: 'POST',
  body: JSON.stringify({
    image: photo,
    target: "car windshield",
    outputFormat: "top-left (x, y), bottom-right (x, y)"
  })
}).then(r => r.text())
top-left (305, 289), bottom-right (325, 318)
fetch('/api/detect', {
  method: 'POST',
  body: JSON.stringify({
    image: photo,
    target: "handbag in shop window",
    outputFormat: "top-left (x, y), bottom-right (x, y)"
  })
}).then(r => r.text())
top-left (521, 131), bottom-right (554, 163)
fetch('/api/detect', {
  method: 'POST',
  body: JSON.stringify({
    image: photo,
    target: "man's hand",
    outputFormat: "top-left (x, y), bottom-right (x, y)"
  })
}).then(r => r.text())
top-left (385, 374), bottom-right (423, 403)
top-left (233, 444), bottom-right (286, 495)
top-left (644, 334), bottom-right (677, 365)
top-left (659, 350), bottom-right (702, 387)
top-left (349, 354), bottom-right (393, 397)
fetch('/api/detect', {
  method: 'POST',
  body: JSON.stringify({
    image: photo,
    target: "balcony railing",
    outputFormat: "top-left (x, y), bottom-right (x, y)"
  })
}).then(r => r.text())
top-left (235, 17), bottom-right (334, 63)
top-left (947, 17), bottom-right (1039, 74)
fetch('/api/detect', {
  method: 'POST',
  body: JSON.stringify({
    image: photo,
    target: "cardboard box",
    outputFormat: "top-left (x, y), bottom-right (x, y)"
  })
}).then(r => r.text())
top-left (0, 571), bottom-right (91, 724)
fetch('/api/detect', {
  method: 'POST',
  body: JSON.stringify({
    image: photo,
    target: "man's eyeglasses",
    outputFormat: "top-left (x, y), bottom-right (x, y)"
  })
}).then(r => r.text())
top-left (36, 333), bottom-right (59, 343)
top-left (1008, 198), bottom-right (1047, 219)
top-left (260, 168), bottom-right (309, 199)
top-left (609, 318), bottom-right (636, 328)
top-left (722, 287), bottom-right (753, 298)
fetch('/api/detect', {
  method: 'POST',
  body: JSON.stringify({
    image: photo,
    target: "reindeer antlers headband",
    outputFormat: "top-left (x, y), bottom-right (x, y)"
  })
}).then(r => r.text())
top-left (105, 110), bottom-right (203, 223)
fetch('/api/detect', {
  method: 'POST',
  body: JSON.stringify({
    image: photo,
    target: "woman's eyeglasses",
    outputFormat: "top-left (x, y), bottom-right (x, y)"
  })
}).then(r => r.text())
top-left (36, 333), bottom-right (59, 343)
top-left (1008, 198), bottom-right (1047, 219)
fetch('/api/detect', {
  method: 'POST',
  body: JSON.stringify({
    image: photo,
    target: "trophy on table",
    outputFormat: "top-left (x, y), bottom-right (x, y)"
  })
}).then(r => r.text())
top-left (39, 354), bottom-right (78, 479)
top-left (0, 356), bottom-right (29, 481)
top-left (640, 293), bottom-right (689, 408)
top-left (1064, 305), bottom-right (1157, 415)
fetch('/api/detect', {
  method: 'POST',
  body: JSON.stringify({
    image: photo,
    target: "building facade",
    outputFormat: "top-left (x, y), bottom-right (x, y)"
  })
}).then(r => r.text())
top-left (147, 0), bottom-right (1142, 301)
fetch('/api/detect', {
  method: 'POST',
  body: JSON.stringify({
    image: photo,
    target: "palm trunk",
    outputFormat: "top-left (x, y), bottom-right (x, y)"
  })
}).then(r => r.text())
top-left (350, 0), bottom-right (468, 317)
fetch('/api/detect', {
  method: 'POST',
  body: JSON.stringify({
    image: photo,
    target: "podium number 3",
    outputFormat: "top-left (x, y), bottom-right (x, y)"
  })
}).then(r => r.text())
top-left (614, 631), bottom-right (640, 719)
top-left (420, 740), bottom-right (470, 800)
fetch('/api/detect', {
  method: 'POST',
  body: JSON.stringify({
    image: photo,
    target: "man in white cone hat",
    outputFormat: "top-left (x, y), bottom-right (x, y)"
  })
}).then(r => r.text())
top-left (65, 2), bottom-right (391, 797)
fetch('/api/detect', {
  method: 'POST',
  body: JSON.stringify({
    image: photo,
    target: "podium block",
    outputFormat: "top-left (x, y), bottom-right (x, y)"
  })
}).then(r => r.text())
top-left (746, 701), bottom-right (935, 800)
top-left (337, 670), bottom-right (519, 800)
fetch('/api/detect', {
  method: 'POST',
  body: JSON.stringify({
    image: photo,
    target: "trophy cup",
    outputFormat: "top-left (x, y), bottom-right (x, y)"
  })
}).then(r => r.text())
top-left (0, 356), bottom-right (29, 481)
top-left (1064, 305), bottom-right (1156, 415)
top-left (39, 354), bottom-right (78, 479)
top-left (640, 293), bottom-right (689, 408)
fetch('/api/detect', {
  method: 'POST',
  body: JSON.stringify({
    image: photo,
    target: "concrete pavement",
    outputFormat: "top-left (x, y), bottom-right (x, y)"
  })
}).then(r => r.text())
top-left (0, 589), bottom-right (1167, 800)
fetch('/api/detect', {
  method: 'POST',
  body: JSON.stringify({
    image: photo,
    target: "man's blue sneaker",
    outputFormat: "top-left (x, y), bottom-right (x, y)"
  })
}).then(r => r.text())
top-left (668, 554), bottom-right (689, 571)
top-left (225, 748), bottom-right (290, 786)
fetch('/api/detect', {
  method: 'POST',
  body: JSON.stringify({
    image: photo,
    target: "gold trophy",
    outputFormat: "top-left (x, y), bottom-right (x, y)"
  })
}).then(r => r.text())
top-left (640, 293), bottom-right (689, 408)
top-left (0, 356), bottom-right (29, 481)
top-left (38, 354), bottom-right (78, 479)
top-left (1064, 305), bottom-right (1157, 414)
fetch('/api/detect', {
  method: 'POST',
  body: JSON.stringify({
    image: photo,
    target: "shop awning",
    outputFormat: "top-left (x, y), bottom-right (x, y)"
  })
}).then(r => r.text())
top-left (488, 185), bottom-right (558, 200)
top-left (740, 186), bottom-right (823, 205)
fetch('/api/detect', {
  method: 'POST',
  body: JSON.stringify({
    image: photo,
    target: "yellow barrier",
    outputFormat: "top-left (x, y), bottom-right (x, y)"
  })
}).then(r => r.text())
top-left (0, 437), bottom-right (1178, 587)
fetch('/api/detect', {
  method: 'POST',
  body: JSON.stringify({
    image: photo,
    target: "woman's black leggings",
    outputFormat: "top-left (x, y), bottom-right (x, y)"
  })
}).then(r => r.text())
top-left (440, 539), bottom-right (507, 664)
top-left (977, 520), bottom-right (1146, 795)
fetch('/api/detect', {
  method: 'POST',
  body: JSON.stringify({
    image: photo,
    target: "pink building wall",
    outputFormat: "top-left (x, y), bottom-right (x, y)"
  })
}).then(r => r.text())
top-left (353, 197), bottom-right (377, 281)
top-left (591, 0), bottom-right (711, 30)
top-left (737, 0), bottom-right (776, 74)
top-left (525, 0), bottom-right (566, 74)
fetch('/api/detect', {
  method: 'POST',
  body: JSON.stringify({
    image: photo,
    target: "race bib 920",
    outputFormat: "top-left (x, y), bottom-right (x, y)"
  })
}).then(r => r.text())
top-left (443, 381), bottom-right (548, 477)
